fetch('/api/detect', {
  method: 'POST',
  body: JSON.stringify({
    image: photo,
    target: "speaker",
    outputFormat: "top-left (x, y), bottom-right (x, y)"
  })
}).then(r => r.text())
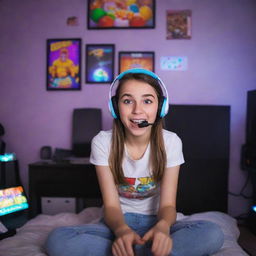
top-left (246, 90), bottom-right (256, 145)
top-left (0, 140), bottom-right (6, 154)
top-left (241, 90), bottom-right (256, 171)
top-left (0, 160), bottom-right (20, 188)
top-left (0, 123), bottom-right (4, 136)
top-left (40, 146), bottom-right (52, 160)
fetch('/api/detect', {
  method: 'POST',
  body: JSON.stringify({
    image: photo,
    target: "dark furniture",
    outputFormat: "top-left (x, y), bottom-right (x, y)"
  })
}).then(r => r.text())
top-left (29, 108), bottom-right (103, 218)
top-left (164, 104), bottom-right (230, 214)
top-left (28, 160), bottom-right (101, 218)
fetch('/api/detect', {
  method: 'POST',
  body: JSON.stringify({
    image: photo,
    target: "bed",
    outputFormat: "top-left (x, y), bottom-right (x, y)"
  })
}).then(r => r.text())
top-left (0, 208), bottom-right (248, 256)
top-left (0, 104), bottom-right (249, 256)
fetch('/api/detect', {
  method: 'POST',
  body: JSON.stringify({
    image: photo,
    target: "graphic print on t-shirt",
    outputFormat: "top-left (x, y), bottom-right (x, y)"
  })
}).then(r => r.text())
top-left (118, 176), bottom-right (157, 199)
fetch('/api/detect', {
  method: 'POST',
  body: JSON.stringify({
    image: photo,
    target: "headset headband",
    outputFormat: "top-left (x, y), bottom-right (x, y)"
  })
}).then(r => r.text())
top-left (108, 68), bottom-right (169, 119)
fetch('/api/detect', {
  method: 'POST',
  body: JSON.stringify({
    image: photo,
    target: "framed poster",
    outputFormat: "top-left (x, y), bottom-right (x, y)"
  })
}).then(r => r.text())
top-left (47, 38), bottom-right (81, 90)
top-left (118, 51), bottom-right (155, 73)
top-left (87, 0), bottom-right (155, 29)
top-left (86, 44), bottom-right (115, 83)
top-left (166, 10), bottom-right (192, 39)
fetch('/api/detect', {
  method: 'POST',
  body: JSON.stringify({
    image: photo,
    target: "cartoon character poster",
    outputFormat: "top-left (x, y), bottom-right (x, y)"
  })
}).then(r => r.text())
top-left (166, 10), bottom-right (192, 39)
top-left (47, 39), bottom-right (81, 90)
top-left (86, 44), bottom-right (115, 83)
top-left (88, 0), bottom-right (155, 29)
top-left (119, 52), bottom-right (154, 73)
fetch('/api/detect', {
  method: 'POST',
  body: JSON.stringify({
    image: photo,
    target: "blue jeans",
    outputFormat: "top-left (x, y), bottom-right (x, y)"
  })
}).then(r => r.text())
top-left (45, 213), bottom-right (224, 256)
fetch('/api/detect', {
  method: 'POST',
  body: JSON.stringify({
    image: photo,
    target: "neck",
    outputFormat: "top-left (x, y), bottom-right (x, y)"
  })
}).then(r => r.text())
top-left (125, 131), bottom-right (151, 147)
top-left (125, 135), bottom-right (150, 161)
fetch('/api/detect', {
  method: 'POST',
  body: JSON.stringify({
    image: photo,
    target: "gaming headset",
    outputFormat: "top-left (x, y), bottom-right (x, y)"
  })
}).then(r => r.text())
top-left (108, 68), bottom-right (169, 125)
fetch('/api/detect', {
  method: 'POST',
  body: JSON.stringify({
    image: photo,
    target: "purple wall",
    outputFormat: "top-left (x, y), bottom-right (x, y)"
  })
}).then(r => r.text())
top-left (0, 0), bottom-right (255, 217)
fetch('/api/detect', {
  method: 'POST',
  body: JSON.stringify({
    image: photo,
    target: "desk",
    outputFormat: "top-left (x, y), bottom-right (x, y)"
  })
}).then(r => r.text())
top-left (28, 161), bottom-right (101, 218)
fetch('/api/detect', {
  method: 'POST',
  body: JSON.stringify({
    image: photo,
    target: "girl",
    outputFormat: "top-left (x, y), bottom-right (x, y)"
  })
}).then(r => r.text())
top-left (45, 69), bottom-right (224, 256)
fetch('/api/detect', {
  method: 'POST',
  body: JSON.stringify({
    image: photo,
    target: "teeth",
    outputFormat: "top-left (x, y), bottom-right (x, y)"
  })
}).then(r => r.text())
top-left (131, 119), bottom-right (145, 124)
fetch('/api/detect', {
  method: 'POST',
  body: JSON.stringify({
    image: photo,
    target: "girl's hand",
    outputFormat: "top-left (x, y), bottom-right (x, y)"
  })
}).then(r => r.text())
top-left (112, 225), bottom-right (144, 256)
top-left (142, 220), bottom-right (173, 256)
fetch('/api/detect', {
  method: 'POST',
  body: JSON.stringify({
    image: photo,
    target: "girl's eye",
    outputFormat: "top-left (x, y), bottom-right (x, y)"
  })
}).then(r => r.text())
top-left (123, 99), bottom-right (133, 104)
top-left (144, 99), bottom-right (153, 104)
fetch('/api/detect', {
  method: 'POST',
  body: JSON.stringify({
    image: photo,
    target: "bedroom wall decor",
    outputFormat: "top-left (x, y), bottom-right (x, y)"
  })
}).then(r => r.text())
top-left (46, 38), bottom-right (81, 91)
top-left (87, 0), bottom-right (155, 29)
top-left (118, 51), bottom-right (155, 73)
top-left (160, 56), bottom-right (188, 71)
top-left (85, 44), bottom-right (115, 83)
top-left (166, 10), bottom-right (192, 39)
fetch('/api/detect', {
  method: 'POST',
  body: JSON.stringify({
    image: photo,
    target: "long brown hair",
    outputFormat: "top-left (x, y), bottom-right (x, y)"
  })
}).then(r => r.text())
top-left (108, 73), bottom-right (167, 185)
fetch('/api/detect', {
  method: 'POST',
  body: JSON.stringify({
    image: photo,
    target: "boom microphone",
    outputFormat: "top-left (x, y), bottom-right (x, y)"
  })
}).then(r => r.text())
top-left (138, 121), bottom-right (154, 128)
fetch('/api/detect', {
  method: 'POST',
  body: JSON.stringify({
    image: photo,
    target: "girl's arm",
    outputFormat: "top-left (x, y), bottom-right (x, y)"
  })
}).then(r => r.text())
top-left (157, 165), bottom-right (180, 228)
top-left (95, 165), bottom-right (144, 256)
top-left (96, 165), bottom-right (126, 232)
top-left (142, 165), bottom-right (180, 255)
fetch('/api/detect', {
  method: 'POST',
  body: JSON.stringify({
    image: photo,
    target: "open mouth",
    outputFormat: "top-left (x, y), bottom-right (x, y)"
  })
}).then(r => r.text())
top-left (130, 119), bottom-right (146, 125)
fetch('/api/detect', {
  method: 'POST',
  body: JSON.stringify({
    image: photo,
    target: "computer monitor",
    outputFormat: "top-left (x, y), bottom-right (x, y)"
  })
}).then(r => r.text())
top-left (72, 108), bottom-right (102, 157)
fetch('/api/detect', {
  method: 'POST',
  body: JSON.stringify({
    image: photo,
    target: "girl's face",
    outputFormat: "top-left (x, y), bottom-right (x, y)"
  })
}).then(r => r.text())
top-left (118, 79), bottom-right (159, 138)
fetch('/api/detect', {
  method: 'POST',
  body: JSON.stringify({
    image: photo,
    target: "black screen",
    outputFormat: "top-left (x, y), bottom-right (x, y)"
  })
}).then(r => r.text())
top-left (72, 108), bottom-right (102, 157)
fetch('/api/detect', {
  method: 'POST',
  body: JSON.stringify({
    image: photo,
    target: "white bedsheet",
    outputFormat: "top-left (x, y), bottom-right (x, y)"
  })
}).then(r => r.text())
top-left (0, 208), bottom-right (248, 256)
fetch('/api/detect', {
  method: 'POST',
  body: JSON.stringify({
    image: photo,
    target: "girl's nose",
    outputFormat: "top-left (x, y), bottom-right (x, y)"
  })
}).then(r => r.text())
top-left (132, 102), bottom-right (143, 114)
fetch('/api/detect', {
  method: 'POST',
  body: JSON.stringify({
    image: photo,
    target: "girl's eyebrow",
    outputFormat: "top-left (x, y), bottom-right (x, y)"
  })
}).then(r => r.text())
top-left (120, 93), bottom-right (132, 99)
top-left (120, 93), bottom-right (156, 99)
top-left (143, 94), bottom-right (155, 98)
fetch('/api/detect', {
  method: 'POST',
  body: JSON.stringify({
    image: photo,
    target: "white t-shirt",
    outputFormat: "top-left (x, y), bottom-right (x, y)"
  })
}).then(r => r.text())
top-left (90, 129), bottom-right (184, 215)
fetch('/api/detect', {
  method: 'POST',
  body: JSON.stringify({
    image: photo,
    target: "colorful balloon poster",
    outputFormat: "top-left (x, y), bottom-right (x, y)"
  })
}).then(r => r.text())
top-left (88, 0), bottom-right (155, 29)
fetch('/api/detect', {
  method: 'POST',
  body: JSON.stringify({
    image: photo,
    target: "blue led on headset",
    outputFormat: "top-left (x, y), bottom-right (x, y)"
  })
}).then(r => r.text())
top-left (108, 68), bottom-right (169, 119)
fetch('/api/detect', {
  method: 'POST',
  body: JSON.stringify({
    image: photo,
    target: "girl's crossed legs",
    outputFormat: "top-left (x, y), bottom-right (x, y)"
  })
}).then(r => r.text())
top-left (45, 213), bottom-right (224, 256)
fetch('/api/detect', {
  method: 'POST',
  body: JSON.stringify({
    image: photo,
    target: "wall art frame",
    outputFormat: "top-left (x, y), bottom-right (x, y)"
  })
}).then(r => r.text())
top-left (166, 10), bottom-right (192, 39)
top-left (86, 44), bottom-right (115, 84)
top-left (118, 51), bottom-right (155, 73)
top-left (46, 38), bottom-right (81, 91)
top-left (87, 0), bottom-right (155, 29)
